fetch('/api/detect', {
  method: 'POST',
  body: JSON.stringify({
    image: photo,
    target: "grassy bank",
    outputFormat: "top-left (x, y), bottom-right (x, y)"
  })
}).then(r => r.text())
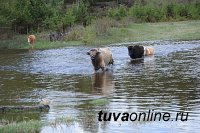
top-left (0, 35), bottom-right (82, 49)
top-left (0, 20), bottom-right (199, 49)
top-left (95, 20), bottom-right (200, 44)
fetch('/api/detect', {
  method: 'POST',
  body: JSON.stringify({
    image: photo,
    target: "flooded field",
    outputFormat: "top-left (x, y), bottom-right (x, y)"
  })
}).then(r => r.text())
top-left (0, 40), bottom-right (200, 133)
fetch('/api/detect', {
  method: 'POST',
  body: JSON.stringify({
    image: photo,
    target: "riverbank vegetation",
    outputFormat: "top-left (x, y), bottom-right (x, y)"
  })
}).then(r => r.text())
top-left (0, 120), bottom-right (42, 133)
top-left (0, 0), bottom-right (200, 49)
top-left (0, 20), bottom-right (199, 49)
top-left (0, 116), bottom-right (76, 133)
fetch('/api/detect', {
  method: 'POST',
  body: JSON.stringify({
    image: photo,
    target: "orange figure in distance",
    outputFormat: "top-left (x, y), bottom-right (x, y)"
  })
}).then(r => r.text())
top-left (27, 35), bottom-right (36, 49)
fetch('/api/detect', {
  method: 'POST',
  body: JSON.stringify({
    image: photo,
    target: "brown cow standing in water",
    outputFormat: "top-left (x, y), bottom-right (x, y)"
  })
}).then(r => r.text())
top-left (27, 35), bottom-right (36, 49)
top-left (87, 47), bottom-right (114, 72)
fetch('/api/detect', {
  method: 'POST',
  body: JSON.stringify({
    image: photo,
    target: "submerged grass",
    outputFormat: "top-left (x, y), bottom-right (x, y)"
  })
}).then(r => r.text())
top-left (89, 98), bottom-right (109, 106)
top-left (48, 116), bottom-right (76, 127)
top-left (0, 20), bottom-right (199, 49)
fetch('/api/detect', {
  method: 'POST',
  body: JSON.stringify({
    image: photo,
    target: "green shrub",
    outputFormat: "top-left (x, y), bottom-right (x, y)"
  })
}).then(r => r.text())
top-left (129, 5), bottom-right (164, 22)
top-left (64, 26), bottom-right (85, 41)
top-left (119, 17), bottom-right (133, 27)
top-left (82, 27), bottom-right (95, 44)
top-left (93, 17), bottom-right (112, 36)
top-left (108, 5), bottom-right (128, 20)
top-left (128, 2), bottom-right (200, 22)
top-left (187, 3), bottom-right (200, 19)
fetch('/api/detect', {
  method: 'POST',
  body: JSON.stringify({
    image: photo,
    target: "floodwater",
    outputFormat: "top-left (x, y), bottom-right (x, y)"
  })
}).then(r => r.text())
top-left (0, 40), bottom-right (200, 133)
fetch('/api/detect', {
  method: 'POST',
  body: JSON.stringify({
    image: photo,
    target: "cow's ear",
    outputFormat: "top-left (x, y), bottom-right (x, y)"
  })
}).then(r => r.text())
top-left (97, 49), bottom-right (101, 55)
top-left (86, 51), bottom-right (90, 55)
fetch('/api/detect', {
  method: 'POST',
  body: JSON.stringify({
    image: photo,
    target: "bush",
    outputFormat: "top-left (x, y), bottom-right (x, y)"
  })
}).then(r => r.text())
top-left (187, 3), bottom-right (200, 19)
top-left (64, 26), bottom-right (85, 41)
top-left (108, 5), bottom-right (128, 20)
top-left (93, 17), bottom-right (112, 36)
top-left (82, 27), bottom-right (95, 44)
top-left (128, 2), bottom-right (200, 22)
top-left (118, 17), bottom-right (134, 27)
top-left (129, 5), bottom-right (165, 22)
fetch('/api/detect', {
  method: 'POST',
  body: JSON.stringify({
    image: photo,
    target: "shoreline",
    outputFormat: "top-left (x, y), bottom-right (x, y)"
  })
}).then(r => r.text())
top-left (0, 20), bottom-right (200, 50)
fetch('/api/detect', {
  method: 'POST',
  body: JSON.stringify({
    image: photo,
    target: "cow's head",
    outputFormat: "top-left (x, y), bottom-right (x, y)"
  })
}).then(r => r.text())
top-left (87, 48), bottom-right (101, 60)
top-left (128, 46), bottom-right (134, 52)
top-left (128, 46), bottom-right (137, 55)
top-left (127, 45), bottom-right (144, 59)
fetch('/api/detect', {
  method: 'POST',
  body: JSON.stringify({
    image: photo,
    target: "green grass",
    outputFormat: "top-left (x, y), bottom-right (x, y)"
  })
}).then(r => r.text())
top-left (34, 40), bottom-right (82, 49)
top-left (0, 116), bottom-right (76, 133)
top-left (0, 35), bottom-right (82, 49)
top-left (0, 20), bottom-right (200, 49)
top-left (91, 20), bottom-right (200, 44)
top-left (0, 120), bottom-right (42, 133)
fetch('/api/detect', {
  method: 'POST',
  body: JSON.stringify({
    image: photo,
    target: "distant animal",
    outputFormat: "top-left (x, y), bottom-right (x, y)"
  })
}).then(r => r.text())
top-left (49, 32), bottom-right (63, 42)
top-left (27, 35), bottom-right (36, 49)
top-left (144, 47), bottom-right (154, 56)
top-left (87, 47), bottom-right (114, 71)
top-left (128, 45), bottom-right (154, 59)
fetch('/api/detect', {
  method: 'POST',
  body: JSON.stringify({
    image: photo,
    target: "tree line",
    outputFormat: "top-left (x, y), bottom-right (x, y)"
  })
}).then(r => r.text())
top-left (0, 0), bottom-right (199, 34)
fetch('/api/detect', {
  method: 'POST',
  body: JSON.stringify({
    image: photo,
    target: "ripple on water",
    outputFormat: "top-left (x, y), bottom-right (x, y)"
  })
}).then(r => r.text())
top-left (0, 41), bottom-right (200, 132)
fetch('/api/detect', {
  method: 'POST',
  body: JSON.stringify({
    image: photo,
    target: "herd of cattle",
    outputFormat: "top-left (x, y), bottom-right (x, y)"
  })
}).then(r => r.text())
top-left (27, 34), bottom-right (154, 72)
top-left (87, 46), bottom-right (154, 71)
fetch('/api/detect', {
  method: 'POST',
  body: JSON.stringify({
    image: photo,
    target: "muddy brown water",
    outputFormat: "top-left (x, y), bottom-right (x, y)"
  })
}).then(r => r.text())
top-left (0, 40), bottom-right (200, 132)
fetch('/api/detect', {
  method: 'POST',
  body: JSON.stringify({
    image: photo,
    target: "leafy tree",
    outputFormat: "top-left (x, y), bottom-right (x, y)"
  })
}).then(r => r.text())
top-left (74, 0), bottom-right (90, 27)
top-left (63, 6), bottom-right (76, 30)
top-left (0, 2), bottom-right (13, 26)
top-left (28, 0), bottom-right (50, 32)
top-left (12, 0), bottom-right (33, 33)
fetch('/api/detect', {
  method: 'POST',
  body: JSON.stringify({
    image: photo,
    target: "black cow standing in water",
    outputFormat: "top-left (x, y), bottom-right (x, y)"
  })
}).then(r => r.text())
top-left (128, 45), bottom-right (144, 59)
top-left (128, 45), bottom-right (154, 59)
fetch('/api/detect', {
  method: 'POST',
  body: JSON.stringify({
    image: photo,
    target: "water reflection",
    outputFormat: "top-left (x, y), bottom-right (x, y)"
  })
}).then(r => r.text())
top-left (128, 55), bottom-right (155, 68)
top-left (91, 71), bottom-right (114, 96)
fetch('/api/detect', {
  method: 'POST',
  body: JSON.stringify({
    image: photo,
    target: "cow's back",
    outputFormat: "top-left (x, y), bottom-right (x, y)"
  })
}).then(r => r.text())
top-left (99, 48), bottom-right (113, 66)
top-left (144, 47), bottom-right (154, 55)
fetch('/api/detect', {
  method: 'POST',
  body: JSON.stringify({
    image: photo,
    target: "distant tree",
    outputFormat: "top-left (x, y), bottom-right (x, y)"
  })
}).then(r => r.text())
top-left (63, 5), bottom-right (76, 32)
top-left (0, 1), bottom-right (14, 27)
top-left (11, 0), bottom-right (33, 33)
top-left (74, 0), bottom-right (90, 27)
top-left (28, 0), bottom-right (50, 32)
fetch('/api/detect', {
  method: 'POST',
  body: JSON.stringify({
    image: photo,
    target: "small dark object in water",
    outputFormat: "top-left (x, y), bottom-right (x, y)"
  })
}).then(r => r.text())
top-left (0, 99), bottom-right (50, 113)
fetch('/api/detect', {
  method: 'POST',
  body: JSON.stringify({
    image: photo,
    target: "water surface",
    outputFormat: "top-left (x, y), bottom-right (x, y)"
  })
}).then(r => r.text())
top-left (0, 40), bottom-right (200, 132)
